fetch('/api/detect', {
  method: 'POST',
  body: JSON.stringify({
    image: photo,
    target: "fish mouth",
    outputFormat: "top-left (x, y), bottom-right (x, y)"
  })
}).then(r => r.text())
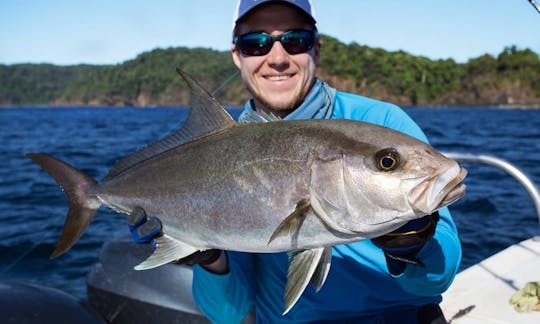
top-left (408, 164), bottom-right (467, 214)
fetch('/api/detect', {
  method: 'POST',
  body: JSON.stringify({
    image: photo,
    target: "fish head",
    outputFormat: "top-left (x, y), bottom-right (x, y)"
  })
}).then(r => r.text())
top-left (310, 127), bottom-right (466, 237)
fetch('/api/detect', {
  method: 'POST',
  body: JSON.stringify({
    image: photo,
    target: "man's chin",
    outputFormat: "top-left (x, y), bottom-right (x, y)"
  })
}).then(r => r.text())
top-left (257, 96), bottom-right (300, 114)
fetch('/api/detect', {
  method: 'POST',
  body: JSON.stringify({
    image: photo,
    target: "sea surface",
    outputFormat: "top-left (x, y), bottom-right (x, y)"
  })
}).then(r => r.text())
top-left (1, 106), bottom-right (539, 301)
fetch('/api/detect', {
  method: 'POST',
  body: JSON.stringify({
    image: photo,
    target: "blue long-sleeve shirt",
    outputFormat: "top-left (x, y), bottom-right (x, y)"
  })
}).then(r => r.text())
top-left (192, 90), bottom-right (462, 323)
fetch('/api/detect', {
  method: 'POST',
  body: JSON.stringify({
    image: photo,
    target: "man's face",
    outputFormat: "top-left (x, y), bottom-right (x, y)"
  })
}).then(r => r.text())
top-left (232, 3), bottom-right (320, 117)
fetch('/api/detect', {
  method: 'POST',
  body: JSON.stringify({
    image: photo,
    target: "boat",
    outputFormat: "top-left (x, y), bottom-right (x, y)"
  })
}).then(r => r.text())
top-left (1, 152), bottom-right (538, 323)
top-left (439, 153), bottom-right (540, 324)
top-left (441, 236), bottom-right (540, 323)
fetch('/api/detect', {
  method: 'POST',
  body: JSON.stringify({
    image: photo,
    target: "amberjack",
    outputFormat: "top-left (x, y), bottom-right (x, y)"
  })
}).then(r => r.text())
top-left (27, 69), bottom-right (467, 314)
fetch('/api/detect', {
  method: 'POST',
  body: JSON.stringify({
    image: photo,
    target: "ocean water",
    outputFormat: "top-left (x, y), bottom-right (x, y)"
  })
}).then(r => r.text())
top-left (0, 106), bottom-right (539, 300)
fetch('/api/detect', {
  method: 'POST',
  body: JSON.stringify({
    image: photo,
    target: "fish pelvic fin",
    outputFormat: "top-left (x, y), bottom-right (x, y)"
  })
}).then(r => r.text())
top-left (283, 246), bottom-right (332, 315)
top-left (26, 153), bottom-right (101, 259)
top-left (134, 234), bottom-right (199, 270)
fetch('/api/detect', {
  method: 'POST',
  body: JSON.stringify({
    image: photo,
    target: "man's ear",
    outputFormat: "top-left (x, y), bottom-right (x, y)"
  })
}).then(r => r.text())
top-left (231, 44), bottom-right (242, 69)
top-left (314, 37), bottom-right (322, 65)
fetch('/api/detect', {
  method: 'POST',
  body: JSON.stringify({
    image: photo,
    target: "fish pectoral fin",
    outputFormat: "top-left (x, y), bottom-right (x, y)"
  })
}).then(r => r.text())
top-left (267, 198), bottom-right (311, 245)
top-left (134, 234), bottom-right (199, 270)
top-left (283, 247), bottom-right (333, 315)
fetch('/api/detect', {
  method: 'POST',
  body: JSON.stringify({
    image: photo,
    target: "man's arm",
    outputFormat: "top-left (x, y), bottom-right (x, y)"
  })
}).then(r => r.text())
top-left (367, 103), bottom-right (462, 296)
top-left (192, 252), bottom-right (256, 323)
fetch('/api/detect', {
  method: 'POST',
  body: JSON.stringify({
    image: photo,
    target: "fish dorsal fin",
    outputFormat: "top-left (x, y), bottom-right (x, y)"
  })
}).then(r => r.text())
top-left (104, 68), bottom-right (236, 180)
top-left (174, 68), bottom-right (236, 137)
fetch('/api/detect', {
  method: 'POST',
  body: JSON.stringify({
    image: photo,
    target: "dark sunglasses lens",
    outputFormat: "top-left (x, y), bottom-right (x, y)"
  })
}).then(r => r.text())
top-left (237, 33), bottom-right (273, 56)
top-left (281, 30), bottom-right (315, 54)
top-left (236, 30), bottom-right (315, 56)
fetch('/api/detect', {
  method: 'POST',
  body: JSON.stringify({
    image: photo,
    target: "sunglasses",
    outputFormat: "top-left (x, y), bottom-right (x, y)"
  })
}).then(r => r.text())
top-left (233, 29), bottom-right (318, 56)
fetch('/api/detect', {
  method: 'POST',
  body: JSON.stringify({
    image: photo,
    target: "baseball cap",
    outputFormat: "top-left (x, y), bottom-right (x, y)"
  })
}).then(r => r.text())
top-left (232, 0), bottom-right (317, 25)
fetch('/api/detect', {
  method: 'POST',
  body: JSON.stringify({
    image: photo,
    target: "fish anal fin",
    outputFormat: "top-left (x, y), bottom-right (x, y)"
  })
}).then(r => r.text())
top-left (267, 198), bottom-right (311, 245)
top-left (283, 247), bottom-right (333, 315)
top-left (134, 234), bottom-right (199, 270)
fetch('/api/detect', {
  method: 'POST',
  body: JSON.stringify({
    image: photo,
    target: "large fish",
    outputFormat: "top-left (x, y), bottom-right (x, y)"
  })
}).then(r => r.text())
top-left (27, 69), bottom-right (467, 314)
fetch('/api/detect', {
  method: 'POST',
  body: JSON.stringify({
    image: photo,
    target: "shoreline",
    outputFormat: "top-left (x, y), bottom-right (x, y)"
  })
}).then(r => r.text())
top-left (2, 104), bottom-right (540, 110)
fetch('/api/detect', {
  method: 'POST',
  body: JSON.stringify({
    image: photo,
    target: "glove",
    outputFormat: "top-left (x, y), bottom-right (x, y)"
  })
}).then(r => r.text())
top-left (127, 207), bottom-right (222, 267)
top-left (127, 207), bottom-right (163, 246)
top-left (372, 212), bottom-right (439, 275)
top-left (174, 249), bottom-right (223, 266)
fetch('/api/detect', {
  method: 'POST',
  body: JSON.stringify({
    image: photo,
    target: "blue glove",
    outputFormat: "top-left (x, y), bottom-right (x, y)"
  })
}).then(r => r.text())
top-left (127, 207), bottom-right (223, 266)
top-left (127, 207), bottom-right (163, 247)
top-left (372, 212), bottom-right (439, 275)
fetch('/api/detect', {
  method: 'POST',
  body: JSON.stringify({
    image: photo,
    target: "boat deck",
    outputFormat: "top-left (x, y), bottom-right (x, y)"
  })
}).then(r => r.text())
top-left (441, 237), bottom-right (540, 323)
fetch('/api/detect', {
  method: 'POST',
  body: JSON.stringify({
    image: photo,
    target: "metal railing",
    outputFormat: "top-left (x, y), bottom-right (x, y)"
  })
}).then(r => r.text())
top-left (443, 152), bottom-right (540, 239)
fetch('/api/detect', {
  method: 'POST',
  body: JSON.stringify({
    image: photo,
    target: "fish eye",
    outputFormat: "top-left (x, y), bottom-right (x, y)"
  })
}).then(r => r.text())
top-left (375, 148), bottom-right (400, 172)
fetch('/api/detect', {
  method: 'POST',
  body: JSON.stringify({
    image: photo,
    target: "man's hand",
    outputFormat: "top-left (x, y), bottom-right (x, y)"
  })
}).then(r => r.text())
top-left (372, 212), bottom-right (439, 275)
top-left (127, 207), bottom-right (162, 246)
top-left (175, 249), bottom-right (223, 266)
top-left (127, 207), bottom-right (225, 270)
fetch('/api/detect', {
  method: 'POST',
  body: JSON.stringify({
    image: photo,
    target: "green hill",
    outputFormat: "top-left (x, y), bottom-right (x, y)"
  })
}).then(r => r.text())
top-left (1, 35), bottom-right (539, 107)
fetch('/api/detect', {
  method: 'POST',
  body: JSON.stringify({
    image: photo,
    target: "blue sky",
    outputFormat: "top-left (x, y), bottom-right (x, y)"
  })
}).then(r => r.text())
top-left (1, 0), bottom-right (539, 65)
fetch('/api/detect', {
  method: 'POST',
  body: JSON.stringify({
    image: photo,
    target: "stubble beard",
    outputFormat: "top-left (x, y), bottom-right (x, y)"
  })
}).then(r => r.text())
top-left (253, 94), bottom-right (302, 117)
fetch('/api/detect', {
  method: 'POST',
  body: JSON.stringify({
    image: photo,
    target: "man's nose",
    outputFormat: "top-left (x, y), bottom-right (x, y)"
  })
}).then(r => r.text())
top-left (265, 41), bottom-right (289, 68)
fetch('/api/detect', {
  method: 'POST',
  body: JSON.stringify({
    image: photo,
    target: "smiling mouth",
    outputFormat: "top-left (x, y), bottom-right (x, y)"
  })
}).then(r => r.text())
top-left (265, 74), bottom-right (294, 81)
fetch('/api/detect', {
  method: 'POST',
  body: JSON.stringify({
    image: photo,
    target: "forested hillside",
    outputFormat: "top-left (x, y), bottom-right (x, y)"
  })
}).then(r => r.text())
top-left (1, 35), bottom-right (539, 107)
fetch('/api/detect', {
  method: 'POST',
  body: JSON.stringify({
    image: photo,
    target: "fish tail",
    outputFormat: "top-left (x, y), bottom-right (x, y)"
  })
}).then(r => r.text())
top-left (26, 153), bottom-right (101, 258)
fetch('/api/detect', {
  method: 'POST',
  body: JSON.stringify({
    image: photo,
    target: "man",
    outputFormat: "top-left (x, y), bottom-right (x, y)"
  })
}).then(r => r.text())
top-left (130, 1), bottom-right (461, 323)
